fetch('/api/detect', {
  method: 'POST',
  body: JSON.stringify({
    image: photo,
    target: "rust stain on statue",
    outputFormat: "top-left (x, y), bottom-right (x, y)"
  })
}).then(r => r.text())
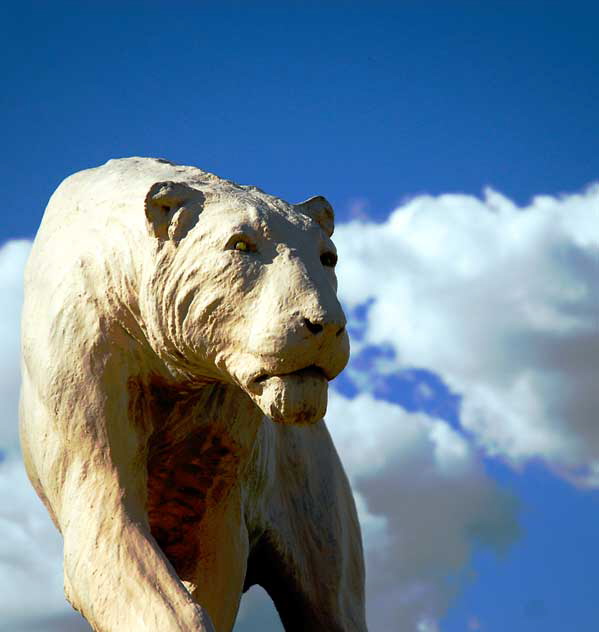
top-left (145, 385), bottom-right (239, 580)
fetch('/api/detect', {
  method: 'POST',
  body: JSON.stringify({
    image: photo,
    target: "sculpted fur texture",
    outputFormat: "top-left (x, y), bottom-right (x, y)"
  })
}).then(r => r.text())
top-left (19, 157), bottom-right (367, 631)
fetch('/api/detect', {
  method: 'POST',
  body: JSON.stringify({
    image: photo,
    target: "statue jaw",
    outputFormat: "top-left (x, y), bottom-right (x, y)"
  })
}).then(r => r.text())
top-left (244, 366), bottom-right (329, 425)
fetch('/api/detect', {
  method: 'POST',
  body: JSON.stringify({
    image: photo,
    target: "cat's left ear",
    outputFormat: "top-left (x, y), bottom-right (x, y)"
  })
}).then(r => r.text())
top-left (294, 195), bottom-right (334, 237)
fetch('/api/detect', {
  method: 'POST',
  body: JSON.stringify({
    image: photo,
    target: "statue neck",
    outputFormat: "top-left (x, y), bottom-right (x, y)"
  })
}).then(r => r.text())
top-left (147, 381), bottom-right (265, 469)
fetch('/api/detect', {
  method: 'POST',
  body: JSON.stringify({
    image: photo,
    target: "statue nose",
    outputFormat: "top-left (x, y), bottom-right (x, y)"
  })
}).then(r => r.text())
top-left (303, 317), bottom-right (345, 337)
top-left (303, 318), bottom-right (323, 334)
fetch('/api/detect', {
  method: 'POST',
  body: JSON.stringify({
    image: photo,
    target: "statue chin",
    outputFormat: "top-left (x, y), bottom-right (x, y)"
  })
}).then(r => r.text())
top-left (247, 370), bottom-right (329, 425)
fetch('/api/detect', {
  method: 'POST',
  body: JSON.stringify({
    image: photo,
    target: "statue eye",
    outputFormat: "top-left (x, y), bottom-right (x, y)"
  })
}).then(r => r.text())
top-left (227, 234), bottom-right (258, 254)
top-left (230, 237), bottom-right (257, 253)
top-left (234, 240), bottom-right (250, 252)
top-left (320, 251), bottom-right (338, 267)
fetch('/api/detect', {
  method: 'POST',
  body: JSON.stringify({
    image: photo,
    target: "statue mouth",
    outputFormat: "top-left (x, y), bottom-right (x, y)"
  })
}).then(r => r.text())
top-left (252, 364), bottom-right (329, 385)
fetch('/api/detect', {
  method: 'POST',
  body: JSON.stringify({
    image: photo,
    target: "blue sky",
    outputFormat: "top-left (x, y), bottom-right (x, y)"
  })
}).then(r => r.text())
top-left (1, 2), bottom-right (598, 631)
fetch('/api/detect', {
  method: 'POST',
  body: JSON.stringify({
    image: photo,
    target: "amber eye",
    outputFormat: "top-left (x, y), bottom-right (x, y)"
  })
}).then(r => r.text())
top-left (228, 235), bottom-right (257, 254)
top-left (320, 251), bottom-right (338, 267)
top-left (234, 240), bottom-right (249, 251)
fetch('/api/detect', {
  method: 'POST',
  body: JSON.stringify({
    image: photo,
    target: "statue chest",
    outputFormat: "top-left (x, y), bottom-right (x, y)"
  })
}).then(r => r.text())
top-left (146, 424), bottom-right (243, 579)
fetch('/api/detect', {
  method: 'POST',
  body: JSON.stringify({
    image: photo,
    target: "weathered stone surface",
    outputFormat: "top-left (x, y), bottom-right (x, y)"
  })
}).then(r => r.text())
top-left (20, 157), bottom-right (367, 631)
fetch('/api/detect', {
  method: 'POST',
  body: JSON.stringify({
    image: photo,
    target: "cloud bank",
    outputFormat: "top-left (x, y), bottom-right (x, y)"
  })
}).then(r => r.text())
top-left (0, 240), bottom-right (30, 450)
top-left (0, 182), bottom-right (595, 630)
top-left (0, 457), bottom-right (91, 632)
top-left (326, 390), bottom-right (518, 631)
top-left (335, 186), bottom-right (599, 486)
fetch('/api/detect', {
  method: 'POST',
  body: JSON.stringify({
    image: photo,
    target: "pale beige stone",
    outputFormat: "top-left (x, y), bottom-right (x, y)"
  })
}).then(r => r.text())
top-left (19, 157), bottom-right (367, 631)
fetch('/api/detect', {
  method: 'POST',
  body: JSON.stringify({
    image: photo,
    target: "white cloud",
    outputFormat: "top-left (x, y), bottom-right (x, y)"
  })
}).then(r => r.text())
top-left (3, 184), bottom-right (594, 628)
top-left (234, 587), bottom-right (283, 632)
top-left (335, 186), bottom-right (599, 484)
top-left (1, 235), bottom-right (518, 631)
top-left (0, 239), bottom-right (31, 451)
top-left (0, 457), bottom-right (84, 630)
top-left (326, 390), bottom-right (518, 631)
top-left (0, 613), bottom-right (90, 632)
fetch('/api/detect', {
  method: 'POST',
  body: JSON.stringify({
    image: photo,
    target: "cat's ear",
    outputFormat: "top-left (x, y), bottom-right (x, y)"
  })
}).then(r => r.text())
top-left (294, 195), bottom-right (335, 237)
top-left (144, 181), bottom-right (205, 241)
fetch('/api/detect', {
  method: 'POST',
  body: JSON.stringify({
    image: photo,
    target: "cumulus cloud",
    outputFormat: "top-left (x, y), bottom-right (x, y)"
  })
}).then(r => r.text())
top-left (0, 235), bottom-right (519, 631)
top-left (0, 457), bottom-right (88, 631)
top-left (335, 186), bottom-right (599, 485)
top-left (0, 239), bottom-right (31, 450)
top-left (234, 587), bottom-right (284, 631)
top-left (326, 390), bottom-right (518, 631)
top-left (3, 184), bottom-right (593, 629)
